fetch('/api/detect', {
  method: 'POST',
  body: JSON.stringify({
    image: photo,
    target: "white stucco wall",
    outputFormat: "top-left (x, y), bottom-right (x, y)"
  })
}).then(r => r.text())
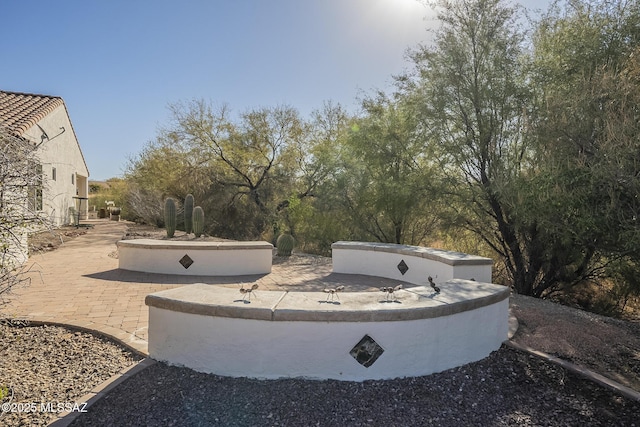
top-left (332, 243), bottom-right (493, 284)
top-left (22, 104), bottom-right (89, 226)
top-left (117, 239), bottom-right (273, 275)
top-left (148, 297), bottom-right (508, 381)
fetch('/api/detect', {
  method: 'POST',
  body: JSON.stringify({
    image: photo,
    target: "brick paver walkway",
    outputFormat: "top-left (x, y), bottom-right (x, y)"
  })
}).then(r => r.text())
top-left (3, 220), bottom-right (403, 355)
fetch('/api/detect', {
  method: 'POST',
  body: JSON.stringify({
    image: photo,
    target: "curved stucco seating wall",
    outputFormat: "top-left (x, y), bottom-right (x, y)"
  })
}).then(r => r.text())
top-left (117, 239), bottom-right (273, 276)
top-left (331, 241), bottom-right (493, 284)
top-left (146, 281), bottom-right (509, 381)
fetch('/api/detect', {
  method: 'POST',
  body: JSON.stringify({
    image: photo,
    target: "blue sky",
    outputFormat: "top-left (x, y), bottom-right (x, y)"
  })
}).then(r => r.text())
top-left (1, 0), bottom-right (549, 180)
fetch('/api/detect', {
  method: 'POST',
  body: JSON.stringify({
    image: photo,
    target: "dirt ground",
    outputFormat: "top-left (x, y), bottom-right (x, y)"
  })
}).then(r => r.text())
top-left (510, 294), bottom-right (640, 391)
top-left (27, 226), bottom-right (88, 255)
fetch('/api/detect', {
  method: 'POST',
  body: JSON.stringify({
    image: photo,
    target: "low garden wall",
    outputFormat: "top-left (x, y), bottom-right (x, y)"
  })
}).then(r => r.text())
top-left (116, 239), bottom-right (273, 276)
top-left (145, 279), bottom-right (509, 381)
top-left (331, 241), bottom-right (493, 284)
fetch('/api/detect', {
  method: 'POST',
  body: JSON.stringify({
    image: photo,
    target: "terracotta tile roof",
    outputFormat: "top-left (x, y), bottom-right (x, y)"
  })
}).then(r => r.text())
top-left (0, 90), bottom-right (65, 137)
top-left (0, 89), bottom-right (90, 176)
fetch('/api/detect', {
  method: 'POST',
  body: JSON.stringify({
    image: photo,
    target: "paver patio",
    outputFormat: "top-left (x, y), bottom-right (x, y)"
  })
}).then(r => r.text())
top-left (3, 220), bottom-right (401, 355)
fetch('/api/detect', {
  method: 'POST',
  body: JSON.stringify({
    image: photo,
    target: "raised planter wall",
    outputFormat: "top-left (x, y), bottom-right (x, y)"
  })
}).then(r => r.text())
top-left (331, 241), bottom-right (493, 284)
top-left (146, 281), bottom-right (509, 381)
top-left (117, 239), bottom-right (273, 276)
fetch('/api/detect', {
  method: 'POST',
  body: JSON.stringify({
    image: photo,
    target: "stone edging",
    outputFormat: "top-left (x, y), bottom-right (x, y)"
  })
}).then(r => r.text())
top-left (48, 359), bottom-right (156, 427)
top-left (504, 304), bottom-right (640, 402)
top-left (504, 340), bottom-right (640, 403)
top-left (5, 302), bottom-right (633, 426)
top-left (16, 318), bottom-right (148, 356)
top-left (0, 317), bottom-right (152, 427)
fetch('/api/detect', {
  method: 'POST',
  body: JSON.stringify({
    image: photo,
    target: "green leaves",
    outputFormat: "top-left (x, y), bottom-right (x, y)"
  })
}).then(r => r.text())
top-left (337, 92), bottom-right (442, 245)
top-left (532, 0), bottom-right (640, 261)
top-left (122, 0), bottom-right (640, 306)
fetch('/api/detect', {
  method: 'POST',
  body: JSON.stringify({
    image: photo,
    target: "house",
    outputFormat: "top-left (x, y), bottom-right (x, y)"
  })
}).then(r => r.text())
top-left (0, 90), bottom-right (90, 228)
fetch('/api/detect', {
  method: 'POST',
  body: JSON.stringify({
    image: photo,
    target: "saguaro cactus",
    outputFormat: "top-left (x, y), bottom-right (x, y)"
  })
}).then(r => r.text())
top-left (184, 194), bottom-right (194, 234)
top-left (276, 233), bottom-right (295, 256)
top-left (193, 206), bottom-right (205, 237)
top-left (164, 197), bottom-right (177, 238)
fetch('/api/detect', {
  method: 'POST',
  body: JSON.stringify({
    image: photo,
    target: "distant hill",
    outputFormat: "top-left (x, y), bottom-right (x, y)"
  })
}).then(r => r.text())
top-left (89, 180), bottom-right (111, 192)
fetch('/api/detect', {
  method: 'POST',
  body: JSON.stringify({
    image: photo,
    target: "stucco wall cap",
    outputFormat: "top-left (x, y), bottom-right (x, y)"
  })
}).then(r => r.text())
top-left (146, 280), bottom-right (509, 322)
top-left (117, 239), bottom-right (273, 251)
top-left (145, 285), bottom-right (283, 321)
top-left (331, 241), bottom-right (492, 266)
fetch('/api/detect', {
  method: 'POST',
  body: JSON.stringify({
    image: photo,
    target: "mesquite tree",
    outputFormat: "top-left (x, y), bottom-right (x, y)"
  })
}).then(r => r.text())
top-left (400, 0), bottom-right (545, 294)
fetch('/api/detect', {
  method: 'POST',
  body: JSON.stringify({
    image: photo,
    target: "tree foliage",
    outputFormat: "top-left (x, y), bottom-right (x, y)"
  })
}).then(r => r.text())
top-left (127, 101), bottom-right (310, 239)
top-left (123, 0), bottom-right (640, 308)
top-left (338, 92), bottom-right (441, 244)
top-left (0, 129), bottom-right (49, 308)
top-left (529, 0), bottom-right (640, 298)
top-left (392, 0), bottom-right (640, 300)
top-left (401, 0), bottom-right (551, 294)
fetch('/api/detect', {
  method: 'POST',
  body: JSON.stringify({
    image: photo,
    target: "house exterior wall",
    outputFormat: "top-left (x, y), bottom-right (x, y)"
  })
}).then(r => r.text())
top-left (22, 105), bottom-right (89, 226)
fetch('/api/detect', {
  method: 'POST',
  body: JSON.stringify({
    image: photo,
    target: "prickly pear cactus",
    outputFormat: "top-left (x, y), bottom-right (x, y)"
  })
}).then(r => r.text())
top-left (184, 194), bottom-right (194, 234)
top-left (193, 206), bottom-right (205, 237)
top-left (164, 197), bottom-right (177, 238)
top-left (276, 233), bottom-right (295, 256)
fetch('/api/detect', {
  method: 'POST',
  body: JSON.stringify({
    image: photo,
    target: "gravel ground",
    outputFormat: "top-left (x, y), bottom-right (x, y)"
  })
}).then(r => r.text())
top-left (0, 322), bottom-right (142, 426)
top-left (69, 346), bottom-right (639, 427)
top-left (65, 294), bottom-right (639, 427)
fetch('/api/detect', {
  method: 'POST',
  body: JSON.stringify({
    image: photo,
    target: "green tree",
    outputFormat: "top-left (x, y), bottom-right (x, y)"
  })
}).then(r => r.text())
top-left (125, 129), bottom-right (211, 227)
top-left (274, 102), bottom-right (348, 238)
top-left (402, 0), bottom-right (550, 294)
top-left (282, 102), bottom-right (353, 254)
top-left (530, 0), bottom-right (640, 300)
top-left (339, 92), bottom-right (441, 245)
top-left (403, 0), bottom-right (640, 298)
top-left (130, 100), bottom-right (306, 239)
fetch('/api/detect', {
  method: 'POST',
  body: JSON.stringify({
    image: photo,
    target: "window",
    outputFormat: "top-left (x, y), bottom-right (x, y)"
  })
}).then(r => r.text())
top-left (52, 167), bottom-right (56, 181)
top-left (71, 174), bottom-right (75, 185)
top-left (28, 163), bottom-right (43, 211)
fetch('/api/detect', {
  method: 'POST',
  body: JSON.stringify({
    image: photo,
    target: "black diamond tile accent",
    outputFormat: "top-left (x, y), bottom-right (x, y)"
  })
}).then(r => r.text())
top-left (350, 335), bottom-right (384, 368)
top-left (397, 260), bottom-right (409, 275)
top-left (179, 254), bottom-right (194, 269)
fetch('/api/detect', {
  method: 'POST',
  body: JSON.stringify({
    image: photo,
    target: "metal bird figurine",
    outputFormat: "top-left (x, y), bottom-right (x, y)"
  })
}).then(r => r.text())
top-left (323, 285), bottom-right (344, 301)
top-left (427, 276), bottom-right (440, 293)
top-left (239, 284), bottom-right (259, 300)
top-left (380, 284), bottom-right (403, 301)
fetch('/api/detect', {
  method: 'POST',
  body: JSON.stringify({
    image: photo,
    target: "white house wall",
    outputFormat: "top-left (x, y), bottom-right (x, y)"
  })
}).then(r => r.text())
top-left (23, 105), bottom-right (89, 226)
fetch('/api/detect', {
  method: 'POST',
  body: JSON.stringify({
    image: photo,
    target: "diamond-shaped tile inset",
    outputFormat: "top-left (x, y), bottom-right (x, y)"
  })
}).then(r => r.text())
top-left (350, 335), bottom-right (385, 368)
top-left (397, 259), bottom-right (409, 275)
top-left (179, 254), bottom-right (194, 269)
